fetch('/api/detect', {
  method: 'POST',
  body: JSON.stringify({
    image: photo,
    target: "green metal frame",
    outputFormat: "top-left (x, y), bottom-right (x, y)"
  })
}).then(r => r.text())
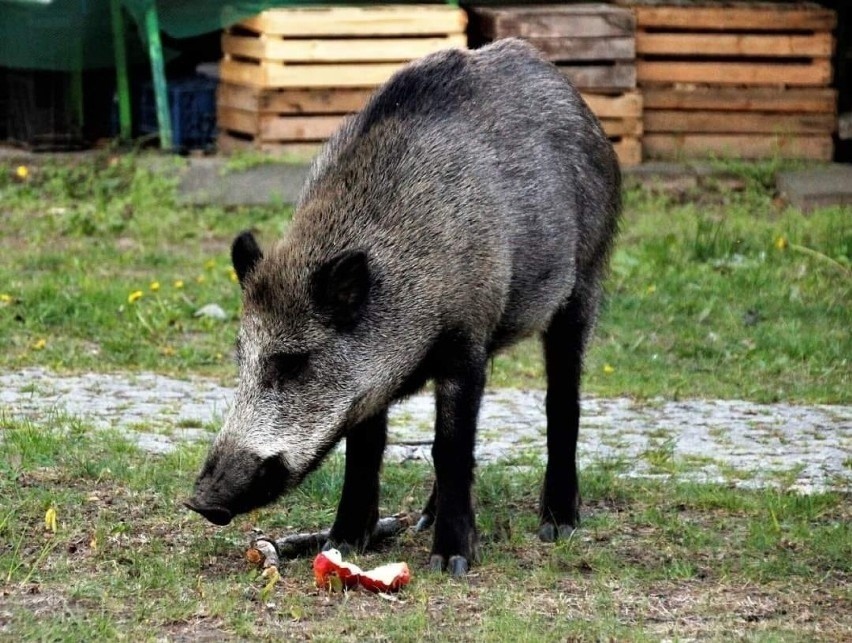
top-left (143, 2), bottom-right (173, 150)
top-left (110, 0), bottom-right (172, 148)
top-left (110, 0), bottom-right (132, 140)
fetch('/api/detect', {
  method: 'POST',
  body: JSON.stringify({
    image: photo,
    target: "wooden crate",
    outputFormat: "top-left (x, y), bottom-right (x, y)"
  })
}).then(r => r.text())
top-left (631, 1), bottom-right (835, 87)
top-left (468, 4), bottom-right (640, 164)
top-left (217, 86), bottom-right (643, 164)
top-left (220, 5), bottom-right (467, 89)
top-left (468, 4), bottom-right (636, 93)
top-left (217, 83), bottom-right (372, 147)
top-left (624, 1), bottom-right (837, 160)
top-left (583, 92), bottom-right (643, 166)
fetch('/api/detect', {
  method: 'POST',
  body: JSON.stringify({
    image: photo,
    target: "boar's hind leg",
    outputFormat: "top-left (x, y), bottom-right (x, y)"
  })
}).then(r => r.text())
top-left (325, 409), bottom-right (388, 554)
top-left (429, 345), bottom-right (486, 576)
top-left (538, 296), bottom-right (592, 542)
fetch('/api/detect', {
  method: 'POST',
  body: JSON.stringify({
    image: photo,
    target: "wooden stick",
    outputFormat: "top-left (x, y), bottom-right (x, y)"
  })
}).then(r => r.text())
top-left (248, 513), bottom-right (414, 566)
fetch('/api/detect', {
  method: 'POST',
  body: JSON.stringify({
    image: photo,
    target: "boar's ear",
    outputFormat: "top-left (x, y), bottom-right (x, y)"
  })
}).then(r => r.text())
top-left (231, 231), bottom-right (263, 289)
top-left (312, 250), bottom-right (370, 328)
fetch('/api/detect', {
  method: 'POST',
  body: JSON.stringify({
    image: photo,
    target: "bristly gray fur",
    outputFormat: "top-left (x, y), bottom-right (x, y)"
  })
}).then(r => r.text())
top-left (190, 38), bottom-right (621, 540)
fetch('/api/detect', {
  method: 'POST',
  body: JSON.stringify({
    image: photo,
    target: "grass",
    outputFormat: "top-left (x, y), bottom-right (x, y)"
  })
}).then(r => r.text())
top-left (0, 415), bottom-right (849, 641)
top-left (1, 154), bottom-right (850, 639)
top-left (1, 154), bottom-right (848, 401)
top-left (0, 155), bottom-right (287, 380)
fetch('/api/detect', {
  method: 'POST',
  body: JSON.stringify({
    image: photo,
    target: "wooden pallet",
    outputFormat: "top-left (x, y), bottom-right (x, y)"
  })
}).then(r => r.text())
top-left (623, 1), bottom-right (836, 159)
top-left (219, 130), bottom-right (644, 167)
top-left (642, 87), bottom-right (836, 114)
top-left (630, 1), bottom-right (835, 88)
top-left (584, 92), bottom-right (643, 166)
top-left (468, 4), bottom-right (636, 93)
top-left (217, 84), bottom-right (374, 115)
top-left (217, 84), bottom-right (367, 145)
top-left (643, 134), bottom-right (833, 160)
top-left (220, 5), bottom-right (466, 89)
top-left (641, 85), bottom-right (836, 160)
top-left (218, 82), bottom-right (644, 165)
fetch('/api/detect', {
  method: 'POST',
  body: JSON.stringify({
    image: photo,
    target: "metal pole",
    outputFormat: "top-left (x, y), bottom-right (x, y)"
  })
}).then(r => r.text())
top-left (70, 51), bottom-right (84, 133)
top-left (110, 0), bottom-right (132, 140)
top-left (144, 1), bottom-right (172, 150)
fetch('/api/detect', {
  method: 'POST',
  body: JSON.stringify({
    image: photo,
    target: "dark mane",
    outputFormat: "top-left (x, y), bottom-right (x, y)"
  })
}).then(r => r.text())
top-left (354, 48), bottom-right (472, 137)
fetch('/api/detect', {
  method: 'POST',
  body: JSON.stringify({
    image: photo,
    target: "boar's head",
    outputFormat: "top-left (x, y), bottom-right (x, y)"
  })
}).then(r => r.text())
top-left (186, 230), bottom-right (387, 525)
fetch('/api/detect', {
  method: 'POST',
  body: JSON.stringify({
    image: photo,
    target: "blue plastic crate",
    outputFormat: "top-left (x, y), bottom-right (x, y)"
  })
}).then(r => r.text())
top-left (138, 76), bottom-right (217, 150)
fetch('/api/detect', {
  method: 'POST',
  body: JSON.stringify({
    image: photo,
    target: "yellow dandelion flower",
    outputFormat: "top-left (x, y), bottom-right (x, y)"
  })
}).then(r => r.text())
top-left (646, 284), bottom-right (657, 295)
top-left (45, 506), bottom-right (57, 533)
top-left (603, 364), bottom-right (615, 375)
top-left (228, 267), bottom-right (238, 283)
top-left (196, 275), bottom-right (206, 284)
top-left (774, 235), bottom-right (788, 251)
top-left (128, 290), bottom-right (143, 304)
top-left (150, 281), bottom-right (160, 292)
top-left (16, 165), bottom-right (29, 179)
top-left (0, 293), bottom-right (11, 304)
top-left (173, 279), bottom-right (184, 289)
top-left (32, 338), bottom-right (47, 351)
top-left (204, 259), bottom-right (216, 270)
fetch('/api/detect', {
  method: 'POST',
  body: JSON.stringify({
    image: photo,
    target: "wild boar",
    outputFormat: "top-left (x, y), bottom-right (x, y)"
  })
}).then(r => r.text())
top-left (186, 38), bottom-right (621, 576)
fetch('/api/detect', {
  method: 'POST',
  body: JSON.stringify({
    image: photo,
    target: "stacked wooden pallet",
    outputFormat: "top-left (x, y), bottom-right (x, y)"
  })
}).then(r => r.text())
top-left (627, 1), bottom-right (837, 160)
top-left (218, 5), bottom-right (467, 153)
top-left (468, 4), bottom-right (642, 166)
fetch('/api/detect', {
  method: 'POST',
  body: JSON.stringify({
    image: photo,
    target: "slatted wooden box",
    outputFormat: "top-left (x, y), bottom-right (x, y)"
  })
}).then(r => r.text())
top-left (217, 85), bottom-right (374, 152)
top-left (218, 4), bottom-right (467, 152)
top-left (625, 0), bottom-right (837, 160)
top-left (468, 4), bottom-right (641, 166)
top-left (582, 93), bottom-right (643, 167)
top-left (468, 4), bottom-right (637, 92)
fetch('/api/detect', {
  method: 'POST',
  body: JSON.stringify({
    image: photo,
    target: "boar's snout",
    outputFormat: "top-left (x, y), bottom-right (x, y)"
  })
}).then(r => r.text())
top-left (183, 500), bottom-right (233, 526)
top-left (186, 447), bottom-right (291, 525)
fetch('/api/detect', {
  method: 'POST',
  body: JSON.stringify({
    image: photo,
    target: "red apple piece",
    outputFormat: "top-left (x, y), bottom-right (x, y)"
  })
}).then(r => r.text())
top-left (313, 549), bottom-right (362, 589)
top-left (313, 549), bottom-right (411, 593)
top-left (358, 562), bottom-right (411, 593)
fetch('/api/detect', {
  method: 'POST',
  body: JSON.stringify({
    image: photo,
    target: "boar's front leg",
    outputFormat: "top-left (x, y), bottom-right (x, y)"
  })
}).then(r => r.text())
top-left (325, 409), bottom-right (388, 553)
top-left (429, 346), bottom-right (486, 577)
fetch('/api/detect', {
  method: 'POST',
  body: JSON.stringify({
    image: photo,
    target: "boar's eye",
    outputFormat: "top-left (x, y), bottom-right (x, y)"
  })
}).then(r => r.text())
top-left (264, 352), bottom-right (309, 387)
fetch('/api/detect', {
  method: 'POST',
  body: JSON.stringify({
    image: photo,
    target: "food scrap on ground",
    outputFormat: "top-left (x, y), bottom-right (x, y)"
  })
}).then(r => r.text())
top-left (247, 538), bottom-right (279, 569)
top-left (245, 513), bottom-right (414, 593)
top-left (314, 548), bottom-right (411, 593)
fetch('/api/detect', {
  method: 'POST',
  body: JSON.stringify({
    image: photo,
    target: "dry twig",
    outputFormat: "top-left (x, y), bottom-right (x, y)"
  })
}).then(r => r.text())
top-left (247, 513), bottom-right (414, 567)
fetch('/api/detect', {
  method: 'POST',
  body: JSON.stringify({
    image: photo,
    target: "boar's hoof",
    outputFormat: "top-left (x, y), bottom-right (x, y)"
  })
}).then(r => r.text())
top-left (448, 556), bottom-right (469, 577)
top-left (428, 554), bottom-right (470, 577)
top-left (537, 522), bottom-right (576, 543)
top-left (322, 539), bottom-right (356, 557)
top-left (414, 513), bottom-right (434, 532)
top-left (428, 554), bottom-right (445, 573)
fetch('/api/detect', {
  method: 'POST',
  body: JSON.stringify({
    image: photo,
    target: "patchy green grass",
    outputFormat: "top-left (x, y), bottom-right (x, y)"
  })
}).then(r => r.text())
top-left (1, 415), bottom-right (849, 641)
top-left (0, 155), bottom-right (288, 379)
top-left (2, 155), bottom-right (849, 640)
top-left (492, 175), bottom-right (850, 403)
top-left (1, 155), bottom-right (849, 402)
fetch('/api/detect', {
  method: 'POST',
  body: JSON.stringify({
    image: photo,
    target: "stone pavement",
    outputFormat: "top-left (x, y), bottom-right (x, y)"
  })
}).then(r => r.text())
top-left (2, 369), bottom-right (849, 493)
top-left (776, 165), bottom-right (852, 213)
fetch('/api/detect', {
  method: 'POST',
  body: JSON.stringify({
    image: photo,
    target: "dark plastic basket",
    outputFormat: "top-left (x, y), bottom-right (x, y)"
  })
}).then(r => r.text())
top-left (138, 75), bottom-right (217, 150)
top-left (4, 70), bottom-right (84, 151)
